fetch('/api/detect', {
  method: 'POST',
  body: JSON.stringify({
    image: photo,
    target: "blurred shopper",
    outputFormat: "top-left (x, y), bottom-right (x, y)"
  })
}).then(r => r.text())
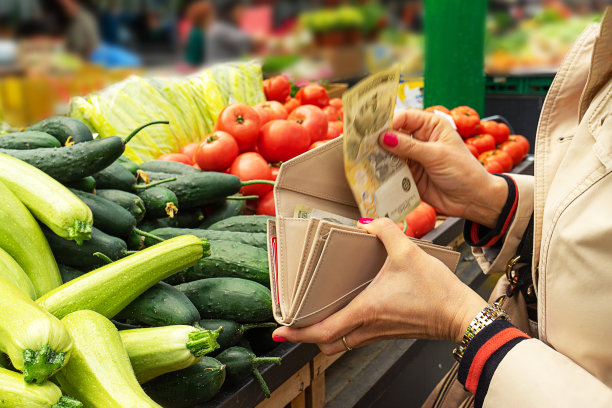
top-left (58, 0), bottom-right (100, 58)
top-left (184, 0), bottom-right (213, 67)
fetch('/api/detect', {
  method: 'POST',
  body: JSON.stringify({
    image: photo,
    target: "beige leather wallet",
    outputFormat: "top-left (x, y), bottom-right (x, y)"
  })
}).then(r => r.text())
top-left (267, 137), bottom-right (461, 328)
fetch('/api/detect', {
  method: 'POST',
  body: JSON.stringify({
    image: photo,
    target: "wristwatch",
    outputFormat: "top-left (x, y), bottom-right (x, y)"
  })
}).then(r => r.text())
top-left (453, 296), bottom-right (509, 362)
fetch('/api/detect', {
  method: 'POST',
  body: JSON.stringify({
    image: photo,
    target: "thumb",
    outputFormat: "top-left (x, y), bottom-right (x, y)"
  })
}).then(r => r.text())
top-left (379, 131), bottom-right (438, 165)
top-left (359, 218), bottom-right (416, 256)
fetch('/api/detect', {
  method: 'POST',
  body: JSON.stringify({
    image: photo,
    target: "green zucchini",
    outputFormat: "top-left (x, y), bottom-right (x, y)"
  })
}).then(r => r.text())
top-left (216, 346), bottom-right (281, 398)
top-left (96, 189), bottom-right (146, 222)
top-left (0, 277), bottom-right (73, 384)
top-left (200, 199), bottom-right (246, 228)
top-left (54, 310), bottom-right (162, 408)
top-left (117, 155), bottom-right (140, 175)
top-left (28, 116), bottom-right (93, 145)
top-left (115, 282), bottom-right (200, 327)
top-left (0, 366), bottom-right (82, 408)
top-left (198, 320), bottom-right (277, 350)
top-left (0, 246), bottom-right (36, 300)
top-left (93, 161), bottom-right (137, 191)
top-left (137, 186), bottom-right (178, 218)
top-left (37, 235), bottom-right (208, 320)
top-left (144, 227), bottom-right (267, 249)
top-left (70, 189), bottom-right (136, 237)
top-left (164, 240), bottom-right (269, 286)
top-left (207, 215), bottom-right (273, 233)
top-left (0, 131), bottom-right (61, 149)
top-left (0, 180), bottom-right (62, 296)
top-left (142, 357), bottom-right (226, 407)
top-left (112, 320), bottom-right (142, 331)
top-left (121, 325), bottom-right (221, 383)
top-left (0, 154), bottom-right (92, 244)
top-left (58, 264), bottom-right (84, 284)
top-left (65, 176), bottom-right (96, 193)
top-left (126, 230), bottom-right (146, 250)
top-left (140, 160), bottom-right (200, 175)
top-left (42, 226), bottom-right (127, 270)
top-left (177, 278), bottom-right (272, 323)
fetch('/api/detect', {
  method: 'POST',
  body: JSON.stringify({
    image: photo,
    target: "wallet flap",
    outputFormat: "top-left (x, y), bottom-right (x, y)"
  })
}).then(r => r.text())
top-left (276, 217), bottom-right (310, 314)
top-left (266, 219), bottom-right (285, 323)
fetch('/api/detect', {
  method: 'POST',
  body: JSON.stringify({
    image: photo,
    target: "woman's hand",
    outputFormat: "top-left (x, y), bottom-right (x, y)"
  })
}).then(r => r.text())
top-left (272, 218), bottom-right (487, 355)
top-left (381, 110), bottom-right (508, 228)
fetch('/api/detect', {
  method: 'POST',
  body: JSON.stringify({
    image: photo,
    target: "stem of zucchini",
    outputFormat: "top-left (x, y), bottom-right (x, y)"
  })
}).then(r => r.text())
top-left (252, 368), bottom-right (272, 398)
top-left (226, 195), bottom-right (259, 200)
top-left (186, 327), bottom-right (222, 357)
top-left (123, 120), bottom-right (170, 144)
top-left (240, 322), bottom-right (278, 335)
top-left (92, 252), bottom-right (113, 264)
top-left (133, 177), bottom-right (177, 190)
top-left (241, 180), bottom-right (275, 186)
top-left (133, 228), bottom-right (164, 243)
top-left (67, 220), bottom-right (93, 245)
top-left (22, 344), bottom-right (67, 384)
top-left (52, 396), bottom-right (83, 408)
top-left (252, 356), bottom-right (282, 368)
top-left (200, 239), bottom-right (211, 258)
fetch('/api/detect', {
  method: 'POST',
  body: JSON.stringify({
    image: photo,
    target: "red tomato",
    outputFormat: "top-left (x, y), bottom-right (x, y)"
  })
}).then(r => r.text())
top-left (500, 139), bottom-right (525, 166)
top-left (328, 98), bottom-right (343, 110)
top-left (482, 160), bottom-right (504, 174)
top-left (263, 75), bottom-right (291, 102)
top-left (284, 97), bottom-right (300, 114)
top-left (308, 140), bottom-right (330, 151)
top-left (214, 103), bottom-right (261, 152)
top-left (466, 143), bottom-right (479, 158)
top-left (253, 105), bottom-right (271, 125)
top-left (295, 84), bottom-right (329, 108)
top-left (322, 105), bottom-right (342, 122)
top-left (326, 121), bottom-right (343, 140)
top-left (269, 166), bottom-right (280, 181)
top-left (255, 101), bottom-right (288, 122)
top-left (479, 150), bottom-right (513, 173)
top-left (256, 190), bottom-right (276, 216)
top-left (450, 106), bottom-right (481, 138)
top-left (396, 220), bottom-right (416, 237)
top-left (194, 131), bottom-right (238, 172)
top-left (509, 135), bottom-right (530, 155)
top-left (480, 121), bottom-right (510, 145)
top-left (158, 153), bottom-right (192, 165)
top-left (404, 201), bottom-right (437, 238)
top-left (180, 143), bottom-right (199, 163)
top-left (497, 123), bottom-right (510, 144)
top-left (465, 134), bottom-right (496, 154)
top-left (288, 105), bottom-right (328, 143)
top-left (424, 105), bottom-right (451, 115)
top-left (230, 152), bottom-right (273, 197)
top-left (337, 107), bottom-right (343, 120)
top-left (258, 120), bottom-right (310, 162)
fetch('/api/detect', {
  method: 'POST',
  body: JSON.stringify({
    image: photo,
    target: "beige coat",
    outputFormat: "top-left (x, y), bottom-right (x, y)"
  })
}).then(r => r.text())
top-left (472, 8), bottom-right (612, 407)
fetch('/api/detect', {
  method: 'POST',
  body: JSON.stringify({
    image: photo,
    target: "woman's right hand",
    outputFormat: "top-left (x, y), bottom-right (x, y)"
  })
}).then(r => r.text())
top-left (380, 109), bottom-right (508, 228)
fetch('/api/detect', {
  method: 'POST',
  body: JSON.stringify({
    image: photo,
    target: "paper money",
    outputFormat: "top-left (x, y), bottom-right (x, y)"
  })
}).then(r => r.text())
top-left (294, 205), bottom-right (356, 227)
top-left (342, 66), bottom-right (420, 222)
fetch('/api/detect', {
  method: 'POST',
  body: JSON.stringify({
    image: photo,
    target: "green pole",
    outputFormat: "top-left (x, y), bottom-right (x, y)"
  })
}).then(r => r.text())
top-left (424, 0), bottom-right (487, 115)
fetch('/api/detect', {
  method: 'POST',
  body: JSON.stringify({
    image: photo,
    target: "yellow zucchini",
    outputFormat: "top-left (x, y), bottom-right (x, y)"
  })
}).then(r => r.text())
top-left (0, 366), bottom-right (82, 408)
top-left (0, 246), bottom-right (36, 299)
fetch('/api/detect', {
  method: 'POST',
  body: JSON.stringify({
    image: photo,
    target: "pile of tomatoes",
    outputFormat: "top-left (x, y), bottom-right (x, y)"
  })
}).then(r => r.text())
top-left (424, 105), bottom-right (530, 173)
top-left (157, 75), bottom-right (344, 217)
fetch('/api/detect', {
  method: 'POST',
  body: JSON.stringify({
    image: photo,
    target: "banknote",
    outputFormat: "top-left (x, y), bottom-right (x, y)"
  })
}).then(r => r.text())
top-left (342, 66), bottom-right (420, 222)
top-left (293, 205), bottom-right (356, 227)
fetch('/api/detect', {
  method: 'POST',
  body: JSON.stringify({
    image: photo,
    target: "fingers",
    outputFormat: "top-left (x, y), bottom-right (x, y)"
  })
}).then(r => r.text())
top-left (392, 109), bottom-right (450, 142)
top-left (358, 218), bottom-right (417, 256)
top-left (379, 130), bottom-right (439, 165)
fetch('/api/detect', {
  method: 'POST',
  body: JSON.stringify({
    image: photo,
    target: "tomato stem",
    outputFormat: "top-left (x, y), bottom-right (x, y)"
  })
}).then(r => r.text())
top-left (236, 115), bottom-right (245, 124)
top-left (241, 179), bottom-right (275, 186)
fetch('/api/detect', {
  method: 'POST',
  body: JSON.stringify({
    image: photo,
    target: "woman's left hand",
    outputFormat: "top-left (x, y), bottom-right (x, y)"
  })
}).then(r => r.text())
top-left (272, 218), bottom-right (487, 355)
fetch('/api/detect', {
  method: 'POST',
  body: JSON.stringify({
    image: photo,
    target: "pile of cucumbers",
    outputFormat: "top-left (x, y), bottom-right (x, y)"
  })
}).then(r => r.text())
top-left (0, 116), bottom-right (282, 408)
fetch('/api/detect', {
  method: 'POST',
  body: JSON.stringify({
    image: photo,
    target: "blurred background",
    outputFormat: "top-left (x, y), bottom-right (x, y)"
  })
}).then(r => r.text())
top-left (0, 0), bottom-right (606, 128)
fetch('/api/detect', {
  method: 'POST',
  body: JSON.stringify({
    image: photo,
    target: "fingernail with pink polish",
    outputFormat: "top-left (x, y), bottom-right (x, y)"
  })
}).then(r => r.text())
top-left (359, 218), bottom-right (374, 224)
top-left (272, 335), bottom-right (287, 342)
top-left (383, 132), bottom-right (398, 147)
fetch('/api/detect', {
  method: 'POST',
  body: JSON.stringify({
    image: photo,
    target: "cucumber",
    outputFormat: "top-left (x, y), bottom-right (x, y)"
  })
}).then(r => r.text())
top-left (207, 215), bottom-right (273, 233)
top-left (198, 319), bottom-right (277, 350)
top-left (115, 282), bottom-right (200, 327)
top-left (65, 176), bottom-right (96, 193)
top-left (244, 326), bottom-right (279, 355)
top-left (121, 325), bottom-right (221, 383)
top-left (140, 160), bottom-right (200, 175)
top-left (216, 346), bottom-right (281, 398)
top-left (0, 366), bottom-right (82, 408)
top-left (94, 161), bottom-right (137, 191)
top-left (37, 236), bottom-right (208, 320)
top-left (0, 246), bottom-right (36, 300)
top-left (142, 357), bottom-right (226, 407)
top-left (112, 320), bottom-right (143, 331)
top-left (0, 180), bottom-right (62, 297)
top-left (0, 277), bottom-right (73, 384)
top-left (59, 264), bottom-right (84, 284)
top-left (70, 189), bottom-right (137, 237)
top-left (0, 153), bottom-right (93, 244)
top-left (200, 199), bottom-right (246, 228)
top-left (54, 310), bottom-right (162, 408)
top-left (175, 208), bottom-right (205, 228)
top-left (126, 231), bottom-right (146, 250)
top-left (42, 226), bottom-right (127, 270)
top-left (28, 116), bottom-right (93, 145)
top-left (164, 240), bottom-right (269, 286)
top-left (0, 131), bottom-right (61, 149)
top-left (144, 227), bottom-right (267, 249)
top-left (137, 217), bottom-right (178, 232)
top-left (96, 189), bottom-right (146, 222)
top-left (137, 186), bottom-right (178, 218)
top-left (176, 278), bottom-right (272, 323)
top-left (117, 155), bottom-right (140, 175)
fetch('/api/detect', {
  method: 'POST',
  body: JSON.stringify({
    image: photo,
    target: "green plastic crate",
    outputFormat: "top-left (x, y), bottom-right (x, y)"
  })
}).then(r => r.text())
top-left (485, 76), bottom-right (524, 94)
top-left (524, 76), bottom-right (553, 95)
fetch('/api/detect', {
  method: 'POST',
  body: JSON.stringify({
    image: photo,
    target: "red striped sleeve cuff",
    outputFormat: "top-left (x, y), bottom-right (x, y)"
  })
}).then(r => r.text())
top-left (464, 175), bottom-right (518, 248)
top-left (457, 319), bottom-right (530, 407)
